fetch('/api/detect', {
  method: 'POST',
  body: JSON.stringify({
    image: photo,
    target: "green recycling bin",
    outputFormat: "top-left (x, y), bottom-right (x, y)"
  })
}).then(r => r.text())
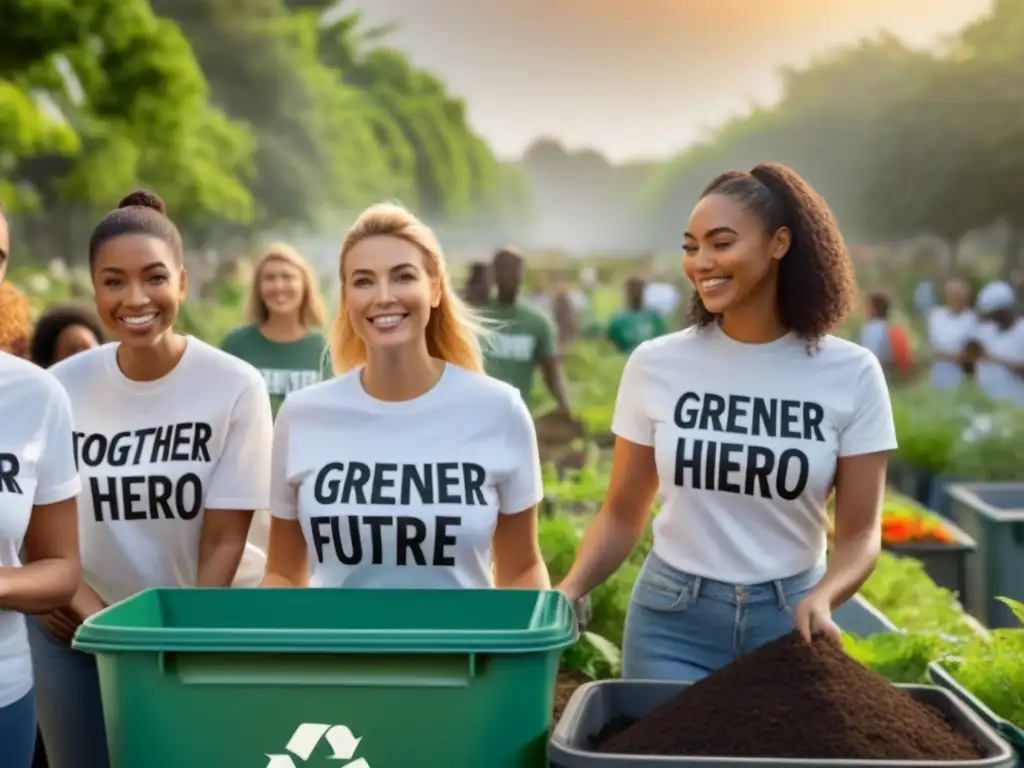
top-left (73, 587), bottom-right (578, 768)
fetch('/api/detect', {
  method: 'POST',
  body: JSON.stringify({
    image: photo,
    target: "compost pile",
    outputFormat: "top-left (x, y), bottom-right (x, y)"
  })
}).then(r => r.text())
top-left (596, 632), bottom-right (986, 760)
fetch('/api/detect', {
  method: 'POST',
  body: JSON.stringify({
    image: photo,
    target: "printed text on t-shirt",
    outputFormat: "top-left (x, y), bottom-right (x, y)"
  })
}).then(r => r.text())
top-left (307, 460), bottom-right (486, 566)
top-left (672, 392), bottom-right (825, 500)
top-left (73, 422), bottom-right (213, 521)
top-left (0, 454), bottom-right (22, 494)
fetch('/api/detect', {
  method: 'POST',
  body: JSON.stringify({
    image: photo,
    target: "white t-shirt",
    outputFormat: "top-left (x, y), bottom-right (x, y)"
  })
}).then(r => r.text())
top-left (612, 326), bottom-right (897, 585)
top-left (0, 353), bottom-right (80, 707)
top-left (643, 282), bottom-right (680, 316)
top-left (927, 307), bottom-right (978, 389)
top-left (270, 363), bottom-right (543, 589)
top-left (50, 338), bottom-right (273, 605)
top-left (971, 319), bottom-right (1024, 406)
top-left (858, 319), bottom-right (892, 364)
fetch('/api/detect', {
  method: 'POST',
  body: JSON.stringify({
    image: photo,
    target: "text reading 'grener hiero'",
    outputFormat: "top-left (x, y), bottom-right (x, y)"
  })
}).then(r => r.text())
top-left (673, 391), bottom-right (826, 500)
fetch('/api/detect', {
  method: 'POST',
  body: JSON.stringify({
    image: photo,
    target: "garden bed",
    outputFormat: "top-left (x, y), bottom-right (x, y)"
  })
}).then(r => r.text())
top-left (879, 492), bottom-right (976, 602)
top-left (554, 669), bottom-right (592, 722)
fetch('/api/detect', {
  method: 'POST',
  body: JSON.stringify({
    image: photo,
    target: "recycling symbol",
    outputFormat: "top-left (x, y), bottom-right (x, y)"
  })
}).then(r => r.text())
top-left (265, 724), bottom-right (370, 767)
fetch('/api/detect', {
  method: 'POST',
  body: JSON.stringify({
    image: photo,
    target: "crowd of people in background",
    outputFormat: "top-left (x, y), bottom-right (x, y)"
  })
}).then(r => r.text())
top-left (859, 274), bottom-right (1024, 406)
top-left (1, 159), bottom-right (1023, 768)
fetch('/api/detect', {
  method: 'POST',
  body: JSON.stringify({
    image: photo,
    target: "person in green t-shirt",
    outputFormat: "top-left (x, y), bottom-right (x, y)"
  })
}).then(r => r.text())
top-left (220, 243), bottom-right (331, 417)
top-left (481, 246), bottom-right (573, 414)
top-left (608, 277), bottom-right (669, 353)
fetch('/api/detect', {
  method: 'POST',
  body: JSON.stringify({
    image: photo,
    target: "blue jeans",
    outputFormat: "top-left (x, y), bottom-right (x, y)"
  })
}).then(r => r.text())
top-left (0, 689), bottom-right (37, 768)
top-left (622, 551), bottom-right (825, 682)
top-left (26, 617), bottom-right (111, 768)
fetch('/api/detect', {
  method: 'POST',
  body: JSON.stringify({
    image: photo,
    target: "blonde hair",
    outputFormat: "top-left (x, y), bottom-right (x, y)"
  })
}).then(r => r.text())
top-left (247, 243), bottom-right (326, 328)
top-left (329, 203), bottom-right (489, 375)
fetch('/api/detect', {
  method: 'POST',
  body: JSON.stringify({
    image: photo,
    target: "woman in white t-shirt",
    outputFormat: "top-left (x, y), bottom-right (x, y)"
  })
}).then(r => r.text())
top-left (29, 191), bottom-right (273, 768)
top-left (557, 163), bottom-right (897, 682)
top-left (263, 203), bottom-right (549, 591)
top-left (926, 278), bottom-right (977, 389)
top-left (965, 280), bottom-right (1024, 406)
top-left (0, 211), bottom-right (82, 768)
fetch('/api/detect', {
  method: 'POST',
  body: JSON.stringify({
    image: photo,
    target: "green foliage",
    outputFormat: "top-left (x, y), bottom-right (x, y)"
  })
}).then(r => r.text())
top-left (2, 0), bottom-right (254, 243)
top-left (642, 2), bottom-right (1024, 271)
top-left (2, 0), bottom-right (529, 262)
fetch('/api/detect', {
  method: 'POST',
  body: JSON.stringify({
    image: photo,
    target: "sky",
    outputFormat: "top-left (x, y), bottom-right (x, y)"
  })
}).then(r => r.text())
top-left (345, 0), bottom-right (992, 162)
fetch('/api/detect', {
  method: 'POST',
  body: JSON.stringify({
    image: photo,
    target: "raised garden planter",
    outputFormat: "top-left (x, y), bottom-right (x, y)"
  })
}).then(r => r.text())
top-left (946, 483), bottom-right (1024, 628)
top-left (883, 517), bottom-right (976, 604)
top-left (549, 680), bottom-right (1015, 767)
top-left (880, 492), bottom-right (976, 604)
top-left (833, 594), bottom-right (898, 637)
top-left (929, 661), bottom-right (1024, 758)
top-left (888, 461), bottom-right (937, 506)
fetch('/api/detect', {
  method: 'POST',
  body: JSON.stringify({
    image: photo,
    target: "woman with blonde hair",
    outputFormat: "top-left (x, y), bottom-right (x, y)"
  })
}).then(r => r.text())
top-left (220, 242), bottom-right (330, 418)
top-left (262, 203), bottom-right (550, 591)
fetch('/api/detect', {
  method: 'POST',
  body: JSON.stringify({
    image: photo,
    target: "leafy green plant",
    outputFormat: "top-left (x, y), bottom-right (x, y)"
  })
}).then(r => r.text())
top-left (859, 552), bottom-right (975, 637)
top-left (949, 406), bottom-right (1024, 481)
top-left (889, 384), bottom-right (992, 474)
top-left (561, 631), bottom-right (622, 680)
top-left (934, 598), bottom-right (1024, 728)
top-left (843, 631), bottom-right (957, 684)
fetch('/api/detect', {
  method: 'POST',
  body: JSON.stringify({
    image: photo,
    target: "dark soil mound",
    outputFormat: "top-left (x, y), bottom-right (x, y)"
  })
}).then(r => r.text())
top-left (597, 632), bottom-right (986, 760)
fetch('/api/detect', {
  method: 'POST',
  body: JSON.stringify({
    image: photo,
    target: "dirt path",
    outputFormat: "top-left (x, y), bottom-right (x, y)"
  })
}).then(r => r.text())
top-left (553, 669), bottom-right (592, 722)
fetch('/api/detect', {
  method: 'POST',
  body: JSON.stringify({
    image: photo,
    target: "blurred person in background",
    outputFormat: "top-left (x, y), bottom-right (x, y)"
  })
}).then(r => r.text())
top-left (913, 279), bottom-right (937, 317)
top-left (607, 276), bottom-right (667, 353)
top-left (858, 289), bottom-right (915, 382)
top-left (29, 191), bottom-right (272, 768)
top-left (0, 207), bottom-right (82, 768)
top-left (964, 280), bottom-right (1024, 406)
top-left (0, 281), bottom-right (32, 358)
top-left (220, 243), bottom-right (330, 419)
top-left (481, 246), bottom-right (573, 414)
top-left (641, 261), bottom-right (680, 322)
top-left (262, 204), bottom-right (549, 592)
top-left (219, 244), bottom-right (328, 589)
top-left (556, 163), bottom-right (895, 682)
top-left (28, 304), bottom-right (104, 369)
top-left (463, 261), bottom-right (491, 307)
top-left (925, 278), bottom-right (977, 389)
top-left (551, 271), bottom-right (580, 350)
top-left (911, 247), bottom-right (938, 316)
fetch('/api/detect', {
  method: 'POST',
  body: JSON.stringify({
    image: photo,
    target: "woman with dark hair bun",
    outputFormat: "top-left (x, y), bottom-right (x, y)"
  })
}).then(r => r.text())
top-left (557, 162), bottom-right (897, 682)
top-left (29, 304), bottom-right (103, 369)
top-left (28, 190), bottom-right (273, 768)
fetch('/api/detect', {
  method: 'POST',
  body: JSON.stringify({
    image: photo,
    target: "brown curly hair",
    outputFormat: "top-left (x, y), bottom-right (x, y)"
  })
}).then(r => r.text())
top-left (689, 162), bottom-right (856, 346)
top-left (0, 281), bottom-right (32, 356)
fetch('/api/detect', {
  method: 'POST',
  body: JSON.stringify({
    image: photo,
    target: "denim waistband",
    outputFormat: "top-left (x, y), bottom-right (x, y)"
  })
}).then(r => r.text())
top-left (643, 550), bottom-right (826, 609)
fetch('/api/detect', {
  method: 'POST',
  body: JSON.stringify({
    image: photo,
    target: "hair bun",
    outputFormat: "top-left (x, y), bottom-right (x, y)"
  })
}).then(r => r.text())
top-left (117, 190), bottom-right (166, 214)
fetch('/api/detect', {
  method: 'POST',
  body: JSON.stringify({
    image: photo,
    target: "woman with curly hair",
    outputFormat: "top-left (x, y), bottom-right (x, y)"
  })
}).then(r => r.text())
top-left (0, 281), bottom-right (32, 358)
top-left (556, 163), bottom-right (896, 681)
top-left (29, 304), bottom-right (103, 369)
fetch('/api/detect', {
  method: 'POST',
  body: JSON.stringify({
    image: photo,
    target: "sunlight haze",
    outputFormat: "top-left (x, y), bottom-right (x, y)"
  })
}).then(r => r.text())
top-left (348, 0), bottom-right (992, 161)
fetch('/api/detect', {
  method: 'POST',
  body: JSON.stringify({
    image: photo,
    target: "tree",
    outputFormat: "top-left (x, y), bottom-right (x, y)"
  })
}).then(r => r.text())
top-left (148, 0), bottom-right (398, 233)
top-left (2, 0), bottom-right (254, 258)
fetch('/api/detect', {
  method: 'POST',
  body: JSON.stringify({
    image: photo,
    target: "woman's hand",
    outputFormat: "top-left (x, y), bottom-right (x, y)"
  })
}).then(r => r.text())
top-left (555, 584), bottom-right (592, 631)
top-left (38, 584), bottom-right (107, 644)
top-left (37, 608), bottom-right (81, 644)
top-left (792, 588), bottom-right (842, 644)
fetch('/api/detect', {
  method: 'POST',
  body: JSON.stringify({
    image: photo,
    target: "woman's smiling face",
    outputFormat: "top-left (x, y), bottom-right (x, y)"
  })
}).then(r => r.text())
top-left (343, 235), bottom-right (439, 353)
top-left (92, 234), bottom-right (187, 348)
top-left (683, 192), bottom-right (789, 318)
